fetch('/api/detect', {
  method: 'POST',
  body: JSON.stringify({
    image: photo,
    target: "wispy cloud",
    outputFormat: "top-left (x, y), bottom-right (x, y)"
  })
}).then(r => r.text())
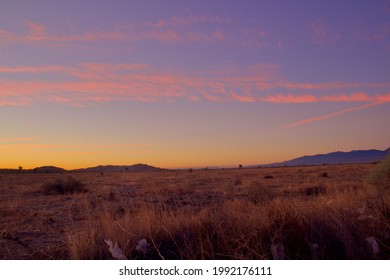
top-left (0, 65), bottom-right (67, 73)
top-left (263, 92), bottom-right (390, 103)
top-left (148, 15), bottom-right (232, 28)
top-left (25, 21), bottom-right (46, 38)
top-left (1, 18), bottom-right (219, 46)
top-left (240, 27), bottom-right (268, 47)
top-left (1, 63), bottom-right (390, 107)
top-left (353, 20), bottom-right (390, 43)
top-left (231, 93), bottom-right (257, 102)
top-left (0, 16), bottom-right (268, 47)
top-left (321, 92), bottom-right (371, 102)
top-left (262, 94), bottom-right (318, 103)
top-left (282, 102), bottom-right (384, 128)
top-left (1, 62), bottom-right (389, 127)
top-left (310, 19), bottom-right (339, 45)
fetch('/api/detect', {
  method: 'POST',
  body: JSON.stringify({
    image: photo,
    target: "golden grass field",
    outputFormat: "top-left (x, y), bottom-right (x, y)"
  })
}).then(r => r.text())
top-left (1, 162), bottom-right (389, 260)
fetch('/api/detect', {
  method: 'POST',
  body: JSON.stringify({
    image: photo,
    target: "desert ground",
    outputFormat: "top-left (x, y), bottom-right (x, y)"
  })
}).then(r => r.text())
top-left (0, 162), bottom-right (389, 260)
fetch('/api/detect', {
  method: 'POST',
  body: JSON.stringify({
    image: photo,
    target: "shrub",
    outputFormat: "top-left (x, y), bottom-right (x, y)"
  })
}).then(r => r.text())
top-left (366, 155), bottom-right (390, 191)
top-left (41, 176), bottom-right (86, 194)
top-left (321, 172), bottom-right (328, 178)
top-left (304, 186), bottom-right (326, 196)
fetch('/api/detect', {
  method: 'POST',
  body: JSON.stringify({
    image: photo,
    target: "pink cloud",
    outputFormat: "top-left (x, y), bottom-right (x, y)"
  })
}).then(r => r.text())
top-left (213, 30), bottom-right (225, 41)
top-left (353, 20), bottom-right (390, 43)
top-left (262, 94), bottom-right (318, 103)
top-left (231, 93), bottom-right (257, 102)
top-left (25, 21), bottom-right (46, 38)
top-left (0, 65), bottom-right (198, 105)
top-left (282, 102), bottom-right (383, 128)
top-left (375, 92), bottom-right (390, 102)
top-left (0, 17), bottom-right (234, 47)
top-left (0, 65), bottom-right (67, 73)
top-left (321, 92), bottom-right (371, 102)
top-left (143, 29), bottom-right (182, 43)
top-left (282, 81), bottom-right (361, 90)
top-left (310, 19), bottom-right (339, 45)
top-left (185, 31), bottom-right (212, 42)
top-left (0, 100), bottom-right (26, 106)
top-left (0, 27), bottom-right (127, 46)
top-left (1, 63), bottom-right (390, 108)
top-left (0, 29), bottom-right (14, 44)
top-left (261, 92), bottom-right (390, 105)
top-left (0, 16), bottom-right (269, 48)
top-left (0, 21), bottom-right (134, 46)
top-left (201, 92), bottom-right (227, 103)
top-left (240, 27), bottom-right (268, 47)
top-left (148, 15), bottom-right (231, 27)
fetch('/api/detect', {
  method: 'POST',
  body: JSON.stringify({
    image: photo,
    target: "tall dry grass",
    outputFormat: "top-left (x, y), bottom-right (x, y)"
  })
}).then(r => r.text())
top-left (65, 165), bottom-right (390, 259)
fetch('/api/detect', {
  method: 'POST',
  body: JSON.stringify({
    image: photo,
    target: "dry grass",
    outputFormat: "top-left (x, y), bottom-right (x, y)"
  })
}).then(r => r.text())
top-left (0, 163), bottom-right (389, 259)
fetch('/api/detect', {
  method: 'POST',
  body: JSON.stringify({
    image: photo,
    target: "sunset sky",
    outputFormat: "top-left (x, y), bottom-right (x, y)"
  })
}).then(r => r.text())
top-left (1, 0), bottom-right (390, 169)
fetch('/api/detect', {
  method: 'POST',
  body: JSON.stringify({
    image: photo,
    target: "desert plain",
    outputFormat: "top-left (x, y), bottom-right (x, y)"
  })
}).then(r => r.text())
top-left (0, 162), bottom-right (389, 260)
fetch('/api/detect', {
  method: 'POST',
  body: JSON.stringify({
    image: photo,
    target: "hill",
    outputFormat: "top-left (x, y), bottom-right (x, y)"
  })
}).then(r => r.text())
top-left (33, 166), bottom-right (67, 173)
top-left (72, 163), bottom-right (162, 173)
top-left (261, 147), bottom-right (389, 167)
top-left (0, 166), bottom-right (67, 174)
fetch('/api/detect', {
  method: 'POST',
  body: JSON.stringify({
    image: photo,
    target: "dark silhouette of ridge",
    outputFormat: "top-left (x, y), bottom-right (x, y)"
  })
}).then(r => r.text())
top-left (2, 147), bottom-right (389, 173)
top-left (260, 147), bottom-right (390, 167)
top-left (0, 166), bottom-right (67, 174)
top-left (33, 166), bottom-right (67, 173)
top-left (71, 163), bottom-right (163, 173)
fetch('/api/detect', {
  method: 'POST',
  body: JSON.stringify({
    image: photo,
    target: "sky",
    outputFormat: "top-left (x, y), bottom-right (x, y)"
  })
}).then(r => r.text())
top-left (1, 0), bottom-right (390, 169)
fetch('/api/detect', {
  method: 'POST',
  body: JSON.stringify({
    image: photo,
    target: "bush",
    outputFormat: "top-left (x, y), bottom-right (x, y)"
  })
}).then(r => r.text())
top-left (41, 176), bottom-right (86, 194)
top-left (366, 155), bottom-right (390, 191)
top-left (304, 186), bottom-right (326, 196)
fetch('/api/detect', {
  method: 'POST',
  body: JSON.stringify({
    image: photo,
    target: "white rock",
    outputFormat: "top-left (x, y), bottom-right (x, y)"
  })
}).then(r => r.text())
top-left (135, 239), bottom-right (150, 255)
top-left (104, 239), bottom-right (128, 260)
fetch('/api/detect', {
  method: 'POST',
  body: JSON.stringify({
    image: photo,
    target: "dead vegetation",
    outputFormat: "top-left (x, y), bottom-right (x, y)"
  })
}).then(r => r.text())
top-left (41, 176), bottom-right (86, 195)
top-left (0, 162), bottom-right (389, 259)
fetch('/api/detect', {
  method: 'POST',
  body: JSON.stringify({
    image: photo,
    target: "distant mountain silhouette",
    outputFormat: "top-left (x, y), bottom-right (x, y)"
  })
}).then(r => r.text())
top-left (0, 166), bottom-right (67, 174)
top-left (72, 163), bottom-right (162, 172)
top-left (261, 147), bottom-right (390, 167)
top-left (33, 166), bottom-right (67, 173)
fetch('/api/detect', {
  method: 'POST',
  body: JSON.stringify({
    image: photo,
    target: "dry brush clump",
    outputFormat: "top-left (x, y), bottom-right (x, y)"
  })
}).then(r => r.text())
top-left (41, 176), bottom-right (86, 195)
top-left (365, 155), bottom-right (390, 192)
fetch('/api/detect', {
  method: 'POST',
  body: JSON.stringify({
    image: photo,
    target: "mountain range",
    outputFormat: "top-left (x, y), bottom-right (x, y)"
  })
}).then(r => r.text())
top-left (260, 147), bottom-right (390, 167)
top-left (1, 148), bottom-right (389, 174)
top-left (0, 163), bottom-right (162, 174)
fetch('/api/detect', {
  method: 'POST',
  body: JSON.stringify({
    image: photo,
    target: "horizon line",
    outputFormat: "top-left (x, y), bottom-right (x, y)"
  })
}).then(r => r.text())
top-left (1, 145), bottom-right (388, 171)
